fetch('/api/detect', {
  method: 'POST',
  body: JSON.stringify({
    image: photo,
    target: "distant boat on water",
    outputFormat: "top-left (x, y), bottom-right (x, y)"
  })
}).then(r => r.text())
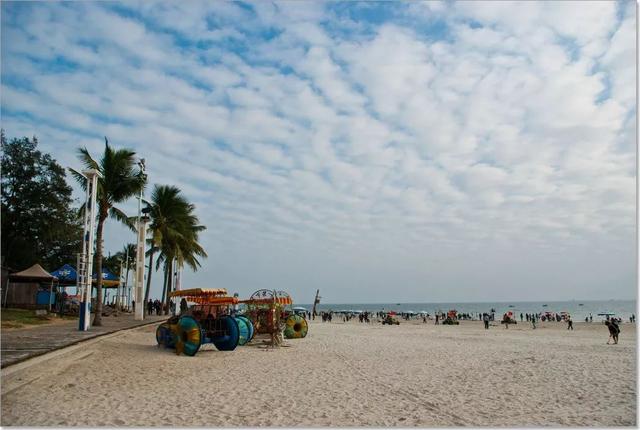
top-left (579, 303), bottom-right (584, 306)
top-left (508, 305), bottom-right (514, 308)
top-left (542, 304), bottom-right (548, 307)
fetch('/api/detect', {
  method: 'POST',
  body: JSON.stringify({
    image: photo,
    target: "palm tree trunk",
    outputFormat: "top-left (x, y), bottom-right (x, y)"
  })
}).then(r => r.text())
top-left (93, 213), bottom-right (107, 326)
top-left (164, 258), bottom-right (173, 315)
top-left (143, 247), bottom-right (154, 317)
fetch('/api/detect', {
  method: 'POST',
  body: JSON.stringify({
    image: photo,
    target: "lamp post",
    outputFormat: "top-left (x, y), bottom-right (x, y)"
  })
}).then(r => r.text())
top-left (134, 212), bottom-right (149, 320)
top-left (134, 158), bottom-right (147, 320)
top-left (79, 168), bottom-right (102, 331)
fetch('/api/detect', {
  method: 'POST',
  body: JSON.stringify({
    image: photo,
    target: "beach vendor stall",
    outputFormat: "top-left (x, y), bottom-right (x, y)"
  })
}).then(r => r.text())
top-left (5, 264), bottom-right (58, 310)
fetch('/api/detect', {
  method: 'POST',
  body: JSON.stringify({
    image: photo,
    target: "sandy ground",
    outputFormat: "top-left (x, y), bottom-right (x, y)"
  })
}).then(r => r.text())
top-left (1, 319), bottom-right (636, 427)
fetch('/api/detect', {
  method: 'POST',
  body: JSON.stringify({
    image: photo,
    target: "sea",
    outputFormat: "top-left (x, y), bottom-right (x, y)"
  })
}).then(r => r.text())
top-left (298, 300), bottom-right (637, 321)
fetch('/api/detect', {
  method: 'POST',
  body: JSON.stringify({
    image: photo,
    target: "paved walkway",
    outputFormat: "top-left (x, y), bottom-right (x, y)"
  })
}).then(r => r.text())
top-left (1, 313), bottom-right (166, 368)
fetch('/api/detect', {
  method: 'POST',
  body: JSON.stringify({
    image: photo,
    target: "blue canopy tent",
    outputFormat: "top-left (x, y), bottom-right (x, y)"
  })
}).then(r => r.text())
top-left (92, 267), bottom-right (120, 288)
top-left (51, 264), bottom-right (78, 286)
top-left (51, 264), bottom-right (119, 287)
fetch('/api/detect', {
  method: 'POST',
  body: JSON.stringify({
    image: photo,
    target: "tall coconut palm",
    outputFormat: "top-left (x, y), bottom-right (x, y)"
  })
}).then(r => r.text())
top-left (70, 138), bottom-right (146, 326)
top-left (143, 185), bottom-right (207, 315)
top-left (158, 228), bottom-right (207, 314)
top-left (153, 202), bottom-right (207, 314)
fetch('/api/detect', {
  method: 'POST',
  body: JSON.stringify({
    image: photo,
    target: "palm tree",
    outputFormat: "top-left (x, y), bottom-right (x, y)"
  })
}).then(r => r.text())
top-left (145, 191), bottom-right (206, 314)
top-left (70, 138), bottom-right (146, 326)
top-left (143, 185), bottom-right (207, 315)
top-left (158, 223), bottom-right (207, 314)
top-left (143, 185), bottom-right (188, 316)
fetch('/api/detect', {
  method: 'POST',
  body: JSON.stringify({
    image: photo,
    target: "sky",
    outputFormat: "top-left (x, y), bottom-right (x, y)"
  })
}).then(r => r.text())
top-left (1, 1), bottom-right (636, 304)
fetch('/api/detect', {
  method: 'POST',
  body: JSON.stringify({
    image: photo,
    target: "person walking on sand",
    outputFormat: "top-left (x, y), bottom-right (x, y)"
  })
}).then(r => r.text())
top-left (567, 316), bottom-right (573, 330)
top-left (531, 314), bottom-right (536, 329)
top-left (605, 320), bottom-right (620, 344)
top-left (483, 313), bottom-right (489, 329)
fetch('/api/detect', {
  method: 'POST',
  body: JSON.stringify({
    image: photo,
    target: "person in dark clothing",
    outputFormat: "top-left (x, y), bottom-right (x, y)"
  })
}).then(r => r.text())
top-left (483, 313), bottom-right (489, 329)
top-left (567, 316), bottom-right (573, 330)
top-left (435, 314), bottom-right (439, 325)
top-left (180, 298), bottom-right (188, 314)
top-left (605, 320), bottom-right (620, 344)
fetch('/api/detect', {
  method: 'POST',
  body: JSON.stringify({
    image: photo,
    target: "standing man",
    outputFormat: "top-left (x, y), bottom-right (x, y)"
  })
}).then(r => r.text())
top-left (567, 315), bottom-right (573, 330)
top-left (483, 313), bottom-right (489, 330)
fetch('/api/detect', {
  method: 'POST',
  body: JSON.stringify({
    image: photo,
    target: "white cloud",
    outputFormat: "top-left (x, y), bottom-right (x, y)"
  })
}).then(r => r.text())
top-left (1, 1), bottom-right (635, 302)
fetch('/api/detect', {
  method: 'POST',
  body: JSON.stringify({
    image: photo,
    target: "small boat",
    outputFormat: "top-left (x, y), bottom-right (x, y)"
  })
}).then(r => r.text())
top-left (597, 312), bottom-right (615, 317)
top-left (396, 303), bottom-right (401, 305)
top-left (542, 304), bottom-right (548, 307)
top-left (508, 305), bottom-right (514, 308)
top-left (578, 303), bottom-right (584, 306)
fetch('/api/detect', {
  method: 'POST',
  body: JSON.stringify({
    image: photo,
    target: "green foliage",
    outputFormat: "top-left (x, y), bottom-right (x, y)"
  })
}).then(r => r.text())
top-left (102, 243), bottom-right (136, 276)
top-left (147, 185), bottom-right (207, 272)
top-left (1, 131), bottom-right (83, 271)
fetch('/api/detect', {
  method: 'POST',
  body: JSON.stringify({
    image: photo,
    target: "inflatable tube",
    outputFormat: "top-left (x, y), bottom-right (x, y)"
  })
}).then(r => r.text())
top-left (236, 315), bottom-right (254, 342)
top-left (156, 323), bottom-right (166, 345)
top-left (156, 323), bottom-right (172, 347)
top-left (212, 315), bottom-right (240, 351)
top-left (176, 316), bottom-right (202, 356)
top-left (284, 314), bottom-right (308, 339)
top-left (234, 316), bottom-right (250, 346)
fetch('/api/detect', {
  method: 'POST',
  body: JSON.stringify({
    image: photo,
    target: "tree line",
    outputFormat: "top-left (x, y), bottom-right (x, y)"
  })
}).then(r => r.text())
top-left (1, 131), bottom-right (207, 325)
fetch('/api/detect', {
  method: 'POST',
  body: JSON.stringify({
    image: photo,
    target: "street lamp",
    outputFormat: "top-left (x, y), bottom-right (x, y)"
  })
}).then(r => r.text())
top-left (78, 168), bottom-right (102, 331)
top-left (134, 159), bottom-right (148, 320)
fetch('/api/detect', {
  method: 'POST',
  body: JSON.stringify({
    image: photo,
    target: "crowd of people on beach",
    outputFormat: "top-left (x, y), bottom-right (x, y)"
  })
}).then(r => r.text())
top-left (312, 307), bottom-right (632, 344)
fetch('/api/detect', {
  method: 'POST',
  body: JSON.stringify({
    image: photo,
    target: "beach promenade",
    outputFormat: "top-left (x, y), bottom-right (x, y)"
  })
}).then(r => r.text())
top-left (1, 313), bottom-right (166, 368)
top-left (1, 319), bottom-right (635, 427)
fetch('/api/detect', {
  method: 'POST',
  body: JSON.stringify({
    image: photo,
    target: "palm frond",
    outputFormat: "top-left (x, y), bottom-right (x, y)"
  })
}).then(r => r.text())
top-left (109, 207), bottom-right (135, 231)
top-left (68, 168), bottom-right (89, 190)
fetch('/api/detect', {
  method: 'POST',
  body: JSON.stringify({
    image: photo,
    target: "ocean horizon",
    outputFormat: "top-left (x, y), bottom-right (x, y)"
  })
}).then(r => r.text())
top-left (297, 299), bottom-right (637, 321)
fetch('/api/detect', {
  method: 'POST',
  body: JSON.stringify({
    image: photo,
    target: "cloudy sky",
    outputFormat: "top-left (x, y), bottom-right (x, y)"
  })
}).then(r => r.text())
top-left (1, 1), bottom-right (636, 304)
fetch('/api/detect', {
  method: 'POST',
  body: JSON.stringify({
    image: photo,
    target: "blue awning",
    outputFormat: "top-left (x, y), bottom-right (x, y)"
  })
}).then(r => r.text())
top-left (50, 264), bottom-right (77, 282)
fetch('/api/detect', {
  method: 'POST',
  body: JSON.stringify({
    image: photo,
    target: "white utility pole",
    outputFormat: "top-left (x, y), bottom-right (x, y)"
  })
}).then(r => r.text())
top-left (78, 169), bottom-right (101, 331)
top-left (134, 216), bottom-right (148, 320)
top-left (134, 159), bottom-right (147, 320)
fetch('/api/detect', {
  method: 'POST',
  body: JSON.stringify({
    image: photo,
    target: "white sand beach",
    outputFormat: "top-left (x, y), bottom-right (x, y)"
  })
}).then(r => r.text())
top-left (1, 319), bottom-right (636, 427)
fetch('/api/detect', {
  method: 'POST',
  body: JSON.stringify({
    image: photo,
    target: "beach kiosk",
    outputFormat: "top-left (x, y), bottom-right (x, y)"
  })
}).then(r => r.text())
top-left (5, 264), bottom-right (58, 310)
